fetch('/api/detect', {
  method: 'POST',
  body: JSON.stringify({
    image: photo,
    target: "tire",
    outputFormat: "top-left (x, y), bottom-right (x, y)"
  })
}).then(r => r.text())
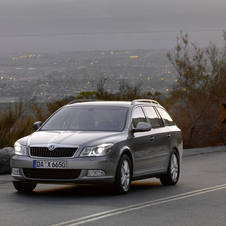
top-left (114, 154), bottom-right (132, 195)
top-left (13, 181), bottom-right (37, 192)
top-left (160, 150), bottom-right (180, 186)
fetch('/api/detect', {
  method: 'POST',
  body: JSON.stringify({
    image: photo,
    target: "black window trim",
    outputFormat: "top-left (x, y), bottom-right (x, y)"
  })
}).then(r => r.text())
top-left (153, 106), bottom-right (165, 127)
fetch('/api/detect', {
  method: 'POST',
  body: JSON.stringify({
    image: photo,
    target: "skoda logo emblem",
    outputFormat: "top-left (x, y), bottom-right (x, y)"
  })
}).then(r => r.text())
top-left (48, 145), bottom-right (55, 151)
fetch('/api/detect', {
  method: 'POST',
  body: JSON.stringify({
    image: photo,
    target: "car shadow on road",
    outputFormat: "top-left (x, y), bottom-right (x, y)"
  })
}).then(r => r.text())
top-left (13, 179), bottom-right (166, 198)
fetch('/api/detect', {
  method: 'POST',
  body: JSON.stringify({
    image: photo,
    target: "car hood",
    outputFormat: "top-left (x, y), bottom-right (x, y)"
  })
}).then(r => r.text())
top-left (26, 130), bottom-right (124, 148)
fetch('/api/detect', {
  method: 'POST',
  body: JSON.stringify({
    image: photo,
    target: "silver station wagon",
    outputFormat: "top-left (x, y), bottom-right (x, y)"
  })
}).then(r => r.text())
top-left (11, 99), bottom-right (183, 194)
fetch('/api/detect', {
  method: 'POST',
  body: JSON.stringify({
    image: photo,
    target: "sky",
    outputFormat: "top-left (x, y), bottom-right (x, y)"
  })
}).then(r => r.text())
top-left (0, 0), bottom-right (226, 52)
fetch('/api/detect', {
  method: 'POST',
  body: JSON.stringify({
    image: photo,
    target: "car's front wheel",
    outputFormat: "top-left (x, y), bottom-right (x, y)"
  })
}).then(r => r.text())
top-left (114, 154), bottom-right (132, 194)
top-left (160, 150), bottom-right (180, 185)
top-left (13, 181), bottom-right (37, 192)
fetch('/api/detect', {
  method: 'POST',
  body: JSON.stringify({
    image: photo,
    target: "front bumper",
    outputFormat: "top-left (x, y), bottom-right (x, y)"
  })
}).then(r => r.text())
top-left (11, 155), bottom-right (118, 185)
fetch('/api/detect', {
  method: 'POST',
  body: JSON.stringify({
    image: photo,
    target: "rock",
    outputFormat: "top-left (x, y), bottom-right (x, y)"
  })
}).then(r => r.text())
top-left (0, 147), bottom-right (13, 174)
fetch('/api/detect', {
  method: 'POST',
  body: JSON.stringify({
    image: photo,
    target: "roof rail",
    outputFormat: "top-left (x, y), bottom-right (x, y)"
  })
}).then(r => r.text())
top-left (68, 99), bottom-right (104, 105)
top-left (131, 99), bottom-right (160, 105)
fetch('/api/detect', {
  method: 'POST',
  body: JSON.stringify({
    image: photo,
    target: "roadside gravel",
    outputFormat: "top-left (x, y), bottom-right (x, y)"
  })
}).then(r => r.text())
top-left (183, 145), bottom-right (226, 158)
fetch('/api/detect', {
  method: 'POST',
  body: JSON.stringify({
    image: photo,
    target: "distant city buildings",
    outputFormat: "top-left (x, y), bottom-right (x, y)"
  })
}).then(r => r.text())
top-left (0, 49), bottom-right (177, 103)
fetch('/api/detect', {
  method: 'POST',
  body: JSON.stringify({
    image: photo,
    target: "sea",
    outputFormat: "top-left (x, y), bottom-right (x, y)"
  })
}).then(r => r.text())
top-left (0, 30), bottom-right (225, 54)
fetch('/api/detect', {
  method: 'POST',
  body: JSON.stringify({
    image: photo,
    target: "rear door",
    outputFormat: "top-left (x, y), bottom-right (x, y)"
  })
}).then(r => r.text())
top-left (154, 107), bottom-right (176, 170)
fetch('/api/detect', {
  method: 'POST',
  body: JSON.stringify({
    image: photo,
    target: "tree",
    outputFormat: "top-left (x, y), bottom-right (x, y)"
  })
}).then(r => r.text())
top-left (167, 31), bottom-right (226, 148)
top-left (0, 98), bottom-right (34, 149)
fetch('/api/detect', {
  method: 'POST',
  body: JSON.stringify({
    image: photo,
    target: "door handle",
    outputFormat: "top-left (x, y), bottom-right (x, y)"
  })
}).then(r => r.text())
top-left (150, 136), bottom-right (154, 142)
top-left (167, 134), bottom-right (171, 139)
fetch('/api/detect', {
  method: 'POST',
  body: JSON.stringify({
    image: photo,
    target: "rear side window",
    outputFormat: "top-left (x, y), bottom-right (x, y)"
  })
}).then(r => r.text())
top-left (156, 107), bottom-right (175, 126)
top-left (132, 107), bottom-right (146, 128)
top-left (143, 107), bottom-right (163, 128)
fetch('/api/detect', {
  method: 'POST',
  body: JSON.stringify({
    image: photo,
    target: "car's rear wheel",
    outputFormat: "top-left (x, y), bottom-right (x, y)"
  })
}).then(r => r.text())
top-left (13, 181), bottom-right (37, 192)
top-left (160, 150), bottom-right (180, 185)
top-left (114, 154), bottom-right (132, 194)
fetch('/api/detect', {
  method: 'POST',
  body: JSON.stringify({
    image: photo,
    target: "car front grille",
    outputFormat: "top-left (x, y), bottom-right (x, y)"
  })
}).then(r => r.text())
top-left (30, 147), bottom-right (78, 158)
top-left (23, 168), bottom-right (81, 180)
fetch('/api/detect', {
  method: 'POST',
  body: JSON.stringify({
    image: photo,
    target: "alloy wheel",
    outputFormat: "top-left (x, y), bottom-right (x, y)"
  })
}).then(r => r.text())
top-left (121, 159), bottom-right (130, 191)
top-left (170, 153), bottom-right (179, 181)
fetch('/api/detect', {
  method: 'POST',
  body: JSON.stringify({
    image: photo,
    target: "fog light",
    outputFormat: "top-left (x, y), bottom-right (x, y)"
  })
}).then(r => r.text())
top-left (87, 170), bottom-right (106, 177)
top-left (12, 168), bottom-right (20, 175)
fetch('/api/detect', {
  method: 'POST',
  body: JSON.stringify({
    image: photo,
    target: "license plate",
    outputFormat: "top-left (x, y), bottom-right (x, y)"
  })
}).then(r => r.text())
top-left (33, 160), bottom-right (67, 169)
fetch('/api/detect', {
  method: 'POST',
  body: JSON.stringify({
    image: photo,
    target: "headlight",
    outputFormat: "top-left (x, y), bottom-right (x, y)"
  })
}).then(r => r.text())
top-left (14, 142), bottom-right (27, 156)
top-left (80, 143), bottom-right (114, 157)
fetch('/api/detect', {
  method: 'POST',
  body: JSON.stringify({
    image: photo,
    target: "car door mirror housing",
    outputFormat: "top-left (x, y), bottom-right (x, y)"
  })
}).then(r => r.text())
top-left (33, 121), bottom-right (42, 131)
top-left (132, 122), bottom-right (151, 133)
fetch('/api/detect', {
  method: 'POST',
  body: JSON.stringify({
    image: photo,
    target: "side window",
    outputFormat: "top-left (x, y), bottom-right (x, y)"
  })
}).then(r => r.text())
top-left (132, 107), bottom-right (146, 128)
top-left (143, 107), bottom-right (162, 128)
top-left (157, 107), bottom-right (175, 126)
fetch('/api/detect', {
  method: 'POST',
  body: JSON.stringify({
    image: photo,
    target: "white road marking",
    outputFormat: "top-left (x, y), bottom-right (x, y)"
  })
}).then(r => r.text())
top-left (51, 184), bottom-right (226, 226)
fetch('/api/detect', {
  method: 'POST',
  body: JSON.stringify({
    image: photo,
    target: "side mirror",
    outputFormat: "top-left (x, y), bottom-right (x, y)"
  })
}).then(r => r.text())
top-left (132, 122), bottom-right (151, 133)
top-left (33, 121), bottom-right (42, 131)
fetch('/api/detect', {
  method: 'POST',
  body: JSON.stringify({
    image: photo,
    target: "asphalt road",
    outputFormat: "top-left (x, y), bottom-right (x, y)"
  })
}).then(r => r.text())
top-left (1, 146), bottom-right (226, 226)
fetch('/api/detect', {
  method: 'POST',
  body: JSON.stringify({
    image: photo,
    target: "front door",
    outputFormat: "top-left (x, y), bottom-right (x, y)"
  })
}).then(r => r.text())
top-left (132, 107), bottom-right (156, 176)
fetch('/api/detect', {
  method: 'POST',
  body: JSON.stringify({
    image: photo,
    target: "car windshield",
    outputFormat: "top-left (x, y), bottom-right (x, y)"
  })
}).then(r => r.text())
top-left (41, 106), bottom-right (128, 132)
